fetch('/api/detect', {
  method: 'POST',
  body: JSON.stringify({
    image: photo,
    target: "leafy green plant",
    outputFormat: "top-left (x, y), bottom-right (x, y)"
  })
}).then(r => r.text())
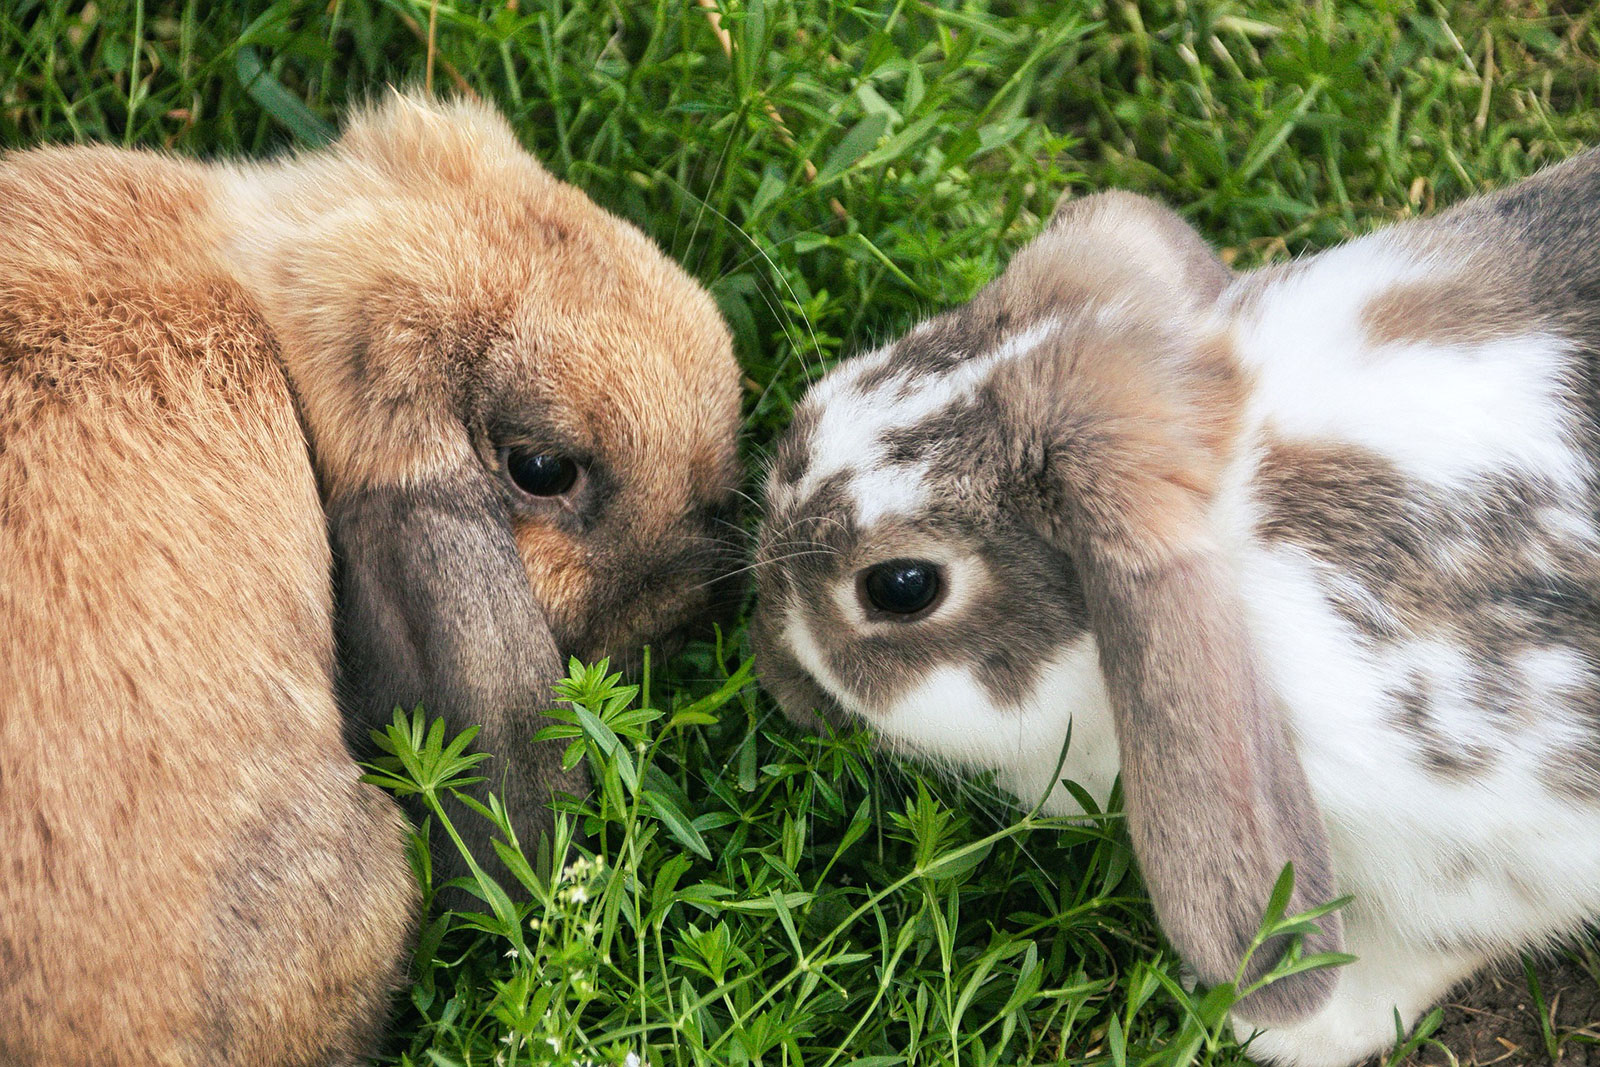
top-left (361, 649), bottom-right (1348, 1067)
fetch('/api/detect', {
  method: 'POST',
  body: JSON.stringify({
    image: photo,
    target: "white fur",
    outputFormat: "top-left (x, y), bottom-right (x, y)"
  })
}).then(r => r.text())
top-left (1537, 505), bottom-right (1600, 546)
top-left (998, 637), bottom-right (1121, 813)
top-left (784, 609), bottom-right (854, 709)
top-left (1231, 238), bottom-right (1583, 492)
top-left (868, 634), bottom-right (1121, 813)
top-left (1236, 930), bottom-right (1485, 1067)
top-left (854, 460), bottom-right (932, 528)
top-left (1231, 539), bottom-right (1600, 954)
top-left (1206, 463), bottom-right (1600, 1063)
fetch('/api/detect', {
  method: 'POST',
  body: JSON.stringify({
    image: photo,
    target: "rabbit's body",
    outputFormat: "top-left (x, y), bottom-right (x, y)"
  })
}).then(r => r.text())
top-left (1, 96), bottom-right (742, 1065)
top-left (0, 147), bottom-right (413, 1064)
top-left (756, 152), bottom-right (1600, 1065)
top-left (1218, 162), bottom-right (1600, 1057)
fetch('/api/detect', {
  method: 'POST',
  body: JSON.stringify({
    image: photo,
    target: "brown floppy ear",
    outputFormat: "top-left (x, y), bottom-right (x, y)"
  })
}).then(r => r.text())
top-left (1034, 364), bottom-right (1343, 1022)
top-left (329, 470), bottom-right (586, 895)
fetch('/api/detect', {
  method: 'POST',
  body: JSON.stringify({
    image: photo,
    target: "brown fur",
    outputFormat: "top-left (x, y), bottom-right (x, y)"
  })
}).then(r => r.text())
top-left (1256, 437), bottom-right (1600, 799)
top-left (0, 93), bottom-right (741, 1065)
top-left (0, 147), bottom-right (414, 1066)
top-left (1359, 274), bottom-right (1530, 350)
top-left (224, 95), bottom-right (741, 656)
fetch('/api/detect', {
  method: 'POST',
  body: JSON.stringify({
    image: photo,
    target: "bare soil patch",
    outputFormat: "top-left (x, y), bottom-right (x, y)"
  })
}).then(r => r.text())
top-left (1400, 949), bottom-right (1600, 1067)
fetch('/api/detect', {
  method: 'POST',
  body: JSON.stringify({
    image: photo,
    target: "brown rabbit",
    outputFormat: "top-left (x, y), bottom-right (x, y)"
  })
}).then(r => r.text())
top-left (0, 92), bottom-right (742, 1066)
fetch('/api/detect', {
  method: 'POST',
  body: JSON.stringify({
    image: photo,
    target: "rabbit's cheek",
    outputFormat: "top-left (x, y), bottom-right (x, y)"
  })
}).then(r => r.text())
top-left (869, 632), bottom-right (1122, 815)
top-left (750, 616), bottom-right (847, 731)
top-left (510, 522), bottom-right (593, 652)
top-left (511, 518), bottom-right (732, 665)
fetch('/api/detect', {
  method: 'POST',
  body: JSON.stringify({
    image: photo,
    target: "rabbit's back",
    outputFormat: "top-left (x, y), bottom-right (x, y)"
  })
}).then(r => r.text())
top-left (0, 147), bottom-right (414, 1066)
top-left (1219, 159), bottom-right (1600, 958)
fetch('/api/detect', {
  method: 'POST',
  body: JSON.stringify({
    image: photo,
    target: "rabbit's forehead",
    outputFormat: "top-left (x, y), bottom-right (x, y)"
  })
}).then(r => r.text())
top-left (770, 313), bottom-right (1060, 529)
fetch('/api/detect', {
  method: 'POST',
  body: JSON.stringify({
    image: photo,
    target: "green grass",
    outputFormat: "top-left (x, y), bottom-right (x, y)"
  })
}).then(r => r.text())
top-left (6, 1), bottom-right (1600, 1064)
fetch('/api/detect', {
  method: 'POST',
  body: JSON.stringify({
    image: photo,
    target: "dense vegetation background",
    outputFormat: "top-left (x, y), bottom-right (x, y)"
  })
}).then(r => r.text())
top-left (5, 1), bottom-right (1600, 1064)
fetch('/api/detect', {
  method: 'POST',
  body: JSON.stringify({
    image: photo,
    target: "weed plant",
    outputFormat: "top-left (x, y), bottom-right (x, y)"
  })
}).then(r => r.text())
top-left (364, 650), bottom-right (1351, 1066)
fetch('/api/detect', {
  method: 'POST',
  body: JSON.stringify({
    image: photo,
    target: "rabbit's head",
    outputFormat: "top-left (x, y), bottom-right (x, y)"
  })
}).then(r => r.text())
top-left (753, 191), bottom-right (1342, 1023)
top-left (225, 92), bottom-right (743, 854)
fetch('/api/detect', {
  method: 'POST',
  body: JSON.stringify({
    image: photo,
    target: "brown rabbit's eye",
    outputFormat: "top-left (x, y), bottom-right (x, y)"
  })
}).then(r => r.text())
top-left (507, 449), bottom-right (579, 497)
top-left (860, 560), bottom-right (942, 617)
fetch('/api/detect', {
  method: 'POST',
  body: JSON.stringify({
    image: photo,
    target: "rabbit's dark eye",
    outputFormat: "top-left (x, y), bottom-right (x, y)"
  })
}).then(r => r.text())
top-left (860, 560), bottom-right (942, 617)
top-left (507, 449), bottom-right (579, 497)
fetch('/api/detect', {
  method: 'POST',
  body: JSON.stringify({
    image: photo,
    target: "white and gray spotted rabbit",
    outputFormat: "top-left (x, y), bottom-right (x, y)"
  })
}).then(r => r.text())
top-left (752, 155), bottom-right (1600, 1065)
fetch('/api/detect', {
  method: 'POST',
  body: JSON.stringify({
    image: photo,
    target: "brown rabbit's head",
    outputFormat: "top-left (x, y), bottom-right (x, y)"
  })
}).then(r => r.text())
top-left (224, 92), bottom-right (743, 863)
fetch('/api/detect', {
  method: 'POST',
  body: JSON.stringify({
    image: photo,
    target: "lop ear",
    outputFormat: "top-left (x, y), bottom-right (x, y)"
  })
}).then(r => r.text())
top-left (995, 224), bottom-right (1341, 1019)
top-left (1077, 543), bottom-right (1343, 1023)
top-left (335, 89), bottom-right (540, 191)
top-left (329, 471), bottom-right (586, 891)
top-left (1044, 189), bottom-right (1232, 309)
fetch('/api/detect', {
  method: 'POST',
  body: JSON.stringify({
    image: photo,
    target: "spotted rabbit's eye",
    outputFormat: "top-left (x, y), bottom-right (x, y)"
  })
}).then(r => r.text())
top-left (860, 559), bottom-right (943, 617)
top-left (507, 449), bottom-right (580, 497)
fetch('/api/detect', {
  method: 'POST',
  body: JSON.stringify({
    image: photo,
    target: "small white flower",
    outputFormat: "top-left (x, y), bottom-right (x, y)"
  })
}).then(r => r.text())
top-left (504, 947), bottom-right (519, 960)
top-left (570, 885), bottom-right (589, 904)
top-left (546, 1036), bottom-right (562, 1052)
top-left (624, 1052), bottom-right (643, 1067)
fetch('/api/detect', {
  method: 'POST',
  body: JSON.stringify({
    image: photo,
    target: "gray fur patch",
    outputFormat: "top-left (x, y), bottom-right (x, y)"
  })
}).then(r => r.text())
top-left (1391, 673), bottom-right (1496, 780)
top-left (768, 404), bottom-right (817, 489)
top-left (1257, 439), bottom-right (1600, 795)
top-left (852, 308), bottom-right (1008, 393)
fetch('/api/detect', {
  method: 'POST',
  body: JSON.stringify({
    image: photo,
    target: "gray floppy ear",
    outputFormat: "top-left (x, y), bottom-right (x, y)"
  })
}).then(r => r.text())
top-left (1008, 308), bottom-right (1342, 1021)
top-left (1079, 546), bottom-right (1342, 1023)
top-left (329, 473), bottom-right (586, 894)
top-left (1046, 189), bottom-right (1233, 307)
